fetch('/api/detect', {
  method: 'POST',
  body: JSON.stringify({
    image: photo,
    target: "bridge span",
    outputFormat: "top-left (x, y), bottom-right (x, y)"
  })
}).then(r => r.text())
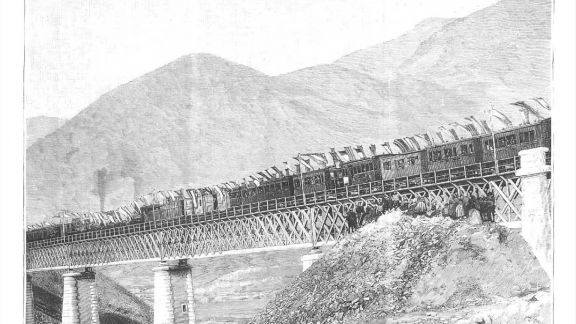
top-left (25, 147), bottom-right (551, 324)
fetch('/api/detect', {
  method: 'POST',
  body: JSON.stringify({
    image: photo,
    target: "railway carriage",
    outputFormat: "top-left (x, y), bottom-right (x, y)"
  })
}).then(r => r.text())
top-left (26, 117), bottom-right (552, 244)
top-left (294, 169), bottom-right (327, 195)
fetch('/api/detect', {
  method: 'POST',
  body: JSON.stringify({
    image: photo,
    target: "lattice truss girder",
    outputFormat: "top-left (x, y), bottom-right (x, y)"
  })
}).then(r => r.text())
top-left (27, 175), bottom-right (530, 270)
top-left (28, 204), bottom-right (346, 269)
top-left (396, 175), bottom-right (524, 223)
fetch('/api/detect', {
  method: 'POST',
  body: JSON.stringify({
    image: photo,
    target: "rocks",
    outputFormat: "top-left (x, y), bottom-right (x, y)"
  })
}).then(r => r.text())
top-left (250, 212), bottom-right (550, 324)
top-left (468, 209), bottom-right (482, 225)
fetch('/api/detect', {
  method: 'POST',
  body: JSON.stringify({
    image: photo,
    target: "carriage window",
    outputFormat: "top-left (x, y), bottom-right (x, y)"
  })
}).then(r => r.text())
top-left (395, 159), bottom-right (405, 169)
top-left (444, 148), bottom-right (453, 158)
top-left (452, 147), bottom-right (457, 157)
top-left (294, 178), bottom-right (300, 187)
top-left (496, 137), bottom-right (507, 148)
top-left (433, 151), bottom-right (442, 161)
top-left (485, 140), bottom-right (494, 151)
top-left (408, 156), bottom-right (419, 165)
top-left (382, 161), bottom-right (391, 170)
top-left (506, 134), bottom-right (517, 146)
top-left (519, 130), bottom-right (535, 143)
top-left (461, 144), bottom-right (474, 155)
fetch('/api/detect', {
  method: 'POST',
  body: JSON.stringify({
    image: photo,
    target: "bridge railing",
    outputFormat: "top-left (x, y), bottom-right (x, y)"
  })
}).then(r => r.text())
top-left (28, 154), bottom-right (537, 249)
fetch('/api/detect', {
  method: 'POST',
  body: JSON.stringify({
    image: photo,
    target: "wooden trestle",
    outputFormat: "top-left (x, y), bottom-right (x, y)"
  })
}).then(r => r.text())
top-left (27, 155), bottom-right (548, 271)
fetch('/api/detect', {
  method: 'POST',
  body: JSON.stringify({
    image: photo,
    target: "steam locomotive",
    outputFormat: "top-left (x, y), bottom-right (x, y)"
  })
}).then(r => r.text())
top-left (26, 117), bottom-right (551, 243)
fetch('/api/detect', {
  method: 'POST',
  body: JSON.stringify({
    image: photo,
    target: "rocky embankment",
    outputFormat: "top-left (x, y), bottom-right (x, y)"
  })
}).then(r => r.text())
top-left (252, 212), bottom-right (550, 324)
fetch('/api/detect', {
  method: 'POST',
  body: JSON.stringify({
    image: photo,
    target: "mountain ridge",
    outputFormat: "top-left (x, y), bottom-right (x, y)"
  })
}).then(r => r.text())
top-left (26, 0), bottom-right (551, 223)
top-left (26, 116), bottom-right (67, 148)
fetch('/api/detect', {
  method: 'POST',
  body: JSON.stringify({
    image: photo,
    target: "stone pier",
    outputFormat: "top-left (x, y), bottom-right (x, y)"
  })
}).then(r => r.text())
top-left (301, 248), bottom-right (324, 271)
top-left (26, 275), bottom-right (35, 324)
top-left (61, 269), bottom-right (101, 324)
top-left (62, 272), bottom-right (81, 324)
top-left (77, 269), bottom-right (100, 324)
top-left (516, 147), bottom-right (552, 278)
top-left (153, 259), bottom-right (196, 324)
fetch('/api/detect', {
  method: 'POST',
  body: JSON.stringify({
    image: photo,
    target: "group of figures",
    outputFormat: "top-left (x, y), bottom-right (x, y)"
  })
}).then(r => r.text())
top-left (345, 188), bottom-right (496, 232)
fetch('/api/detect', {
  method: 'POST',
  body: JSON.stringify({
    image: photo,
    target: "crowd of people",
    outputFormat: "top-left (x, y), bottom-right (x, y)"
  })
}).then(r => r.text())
top-left (345, 188), bottom-right (497, 232)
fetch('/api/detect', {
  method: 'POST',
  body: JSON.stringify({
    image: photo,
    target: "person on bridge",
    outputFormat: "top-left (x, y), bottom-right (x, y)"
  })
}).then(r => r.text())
top-left (414, 196), bottom-right (428, 215)
top-left (485, 190), bottom-right (496, 222)
top-left (356, 202), bottom-right (367, 226)
top-left (346, 209), bottom-right (358, 233)
top-left (392, 192), bottom-right (401, 209)
top-left (381, 194), bottom-right (392, 213)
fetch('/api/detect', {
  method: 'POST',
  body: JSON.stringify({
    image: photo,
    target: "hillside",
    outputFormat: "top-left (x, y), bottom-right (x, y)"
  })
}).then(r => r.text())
top-left (31, 248), bottom-right (312, 324)
top-left (280, 0), bottom-right (551, 129)
top-left (25, 0), bottom-right (551, 223)
top-left (26, 116), bottom-right (67, 148)
top-left (29, 271), bottom-right (152, 323)
top-left (251, 213), bottom-right (551, 324)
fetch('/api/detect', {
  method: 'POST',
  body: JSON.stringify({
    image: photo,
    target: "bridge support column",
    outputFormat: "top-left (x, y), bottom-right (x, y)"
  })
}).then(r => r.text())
top-left (77, 269), bottom-right (100, 324)
top-left (301, 248), bottom-right (324, 272)
top-left (516, 147), bottom-right (552, 278)
top-left (153, 260), bottom-right (196, 324)
top-left (62, 269), bottom-right (100, 324)
top-left (62, 272), bottom-right (81, 324)
top-left (26, 275), bottom-right (35, 324)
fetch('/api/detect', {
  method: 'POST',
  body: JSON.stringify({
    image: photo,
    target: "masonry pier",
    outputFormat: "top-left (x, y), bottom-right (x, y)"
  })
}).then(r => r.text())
top-left (516, 147), bottom-right (552, 278)
top-left (60, 269), bottom-right (100, 324)
top-left (301, 248), bottom-right (324, 271)
top-left (26, 275), bottom-right (35, 324)
top-left (153, 259), bottom-right (196, 324)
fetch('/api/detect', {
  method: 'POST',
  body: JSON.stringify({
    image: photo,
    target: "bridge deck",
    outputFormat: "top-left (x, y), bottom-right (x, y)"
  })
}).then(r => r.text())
top-left (28, 156), bottom-right (522, 249)
top-left (27, 155), bottom-right (545, 270)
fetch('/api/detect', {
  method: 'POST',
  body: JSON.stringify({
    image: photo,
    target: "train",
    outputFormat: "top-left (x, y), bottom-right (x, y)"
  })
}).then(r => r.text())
top-left (26, 117), bottom-right (551, 243)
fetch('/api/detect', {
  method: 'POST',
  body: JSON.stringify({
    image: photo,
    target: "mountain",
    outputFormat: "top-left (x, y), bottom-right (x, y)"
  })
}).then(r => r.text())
top-left (25, 0), bottom-right (551, 223)
top-left (280, 0), bottom-right (550, 128)
top-left (26, 116), bottom-right (67, 148)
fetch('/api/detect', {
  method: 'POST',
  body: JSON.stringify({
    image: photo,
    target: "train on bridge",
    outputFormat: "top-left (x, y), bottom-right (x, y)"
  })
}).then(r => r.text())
top-left (26, 113), bottom-right (551, 243)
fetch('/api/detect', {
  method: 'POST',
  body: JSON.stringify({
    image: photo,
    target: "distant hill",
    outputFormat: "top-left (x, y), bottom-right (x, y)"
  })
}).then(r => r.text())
top-left (26, 116), bottom-right (66, 148)
top-left (25, 0), bottom-right (551, 223)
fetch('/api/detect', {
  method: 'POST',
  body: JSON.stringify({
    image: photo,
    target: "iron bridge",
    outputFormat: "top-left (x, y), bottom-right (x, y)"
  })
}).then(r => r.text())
top-left (27, 155), bottom-right (546, 271)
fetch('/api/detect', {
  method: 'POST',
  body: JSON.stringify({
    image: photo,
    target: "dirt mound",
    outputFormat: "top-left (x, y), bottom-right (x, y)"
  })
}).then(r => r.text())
top-left (251, 212), bottom-right (549, 324)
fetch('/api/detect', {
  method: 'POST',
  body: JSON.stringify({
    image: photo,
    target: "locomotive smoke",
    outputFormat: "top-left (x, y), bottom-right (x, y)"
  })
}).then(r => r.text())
top-left (96, 167), bottom-right (108, 212)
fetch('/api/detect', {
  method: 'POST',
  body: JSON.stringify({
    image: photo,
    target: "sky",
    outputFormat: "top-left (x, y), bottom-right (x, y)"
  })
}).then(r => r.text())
top-left (25, 0), bottom-right (499, 119)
